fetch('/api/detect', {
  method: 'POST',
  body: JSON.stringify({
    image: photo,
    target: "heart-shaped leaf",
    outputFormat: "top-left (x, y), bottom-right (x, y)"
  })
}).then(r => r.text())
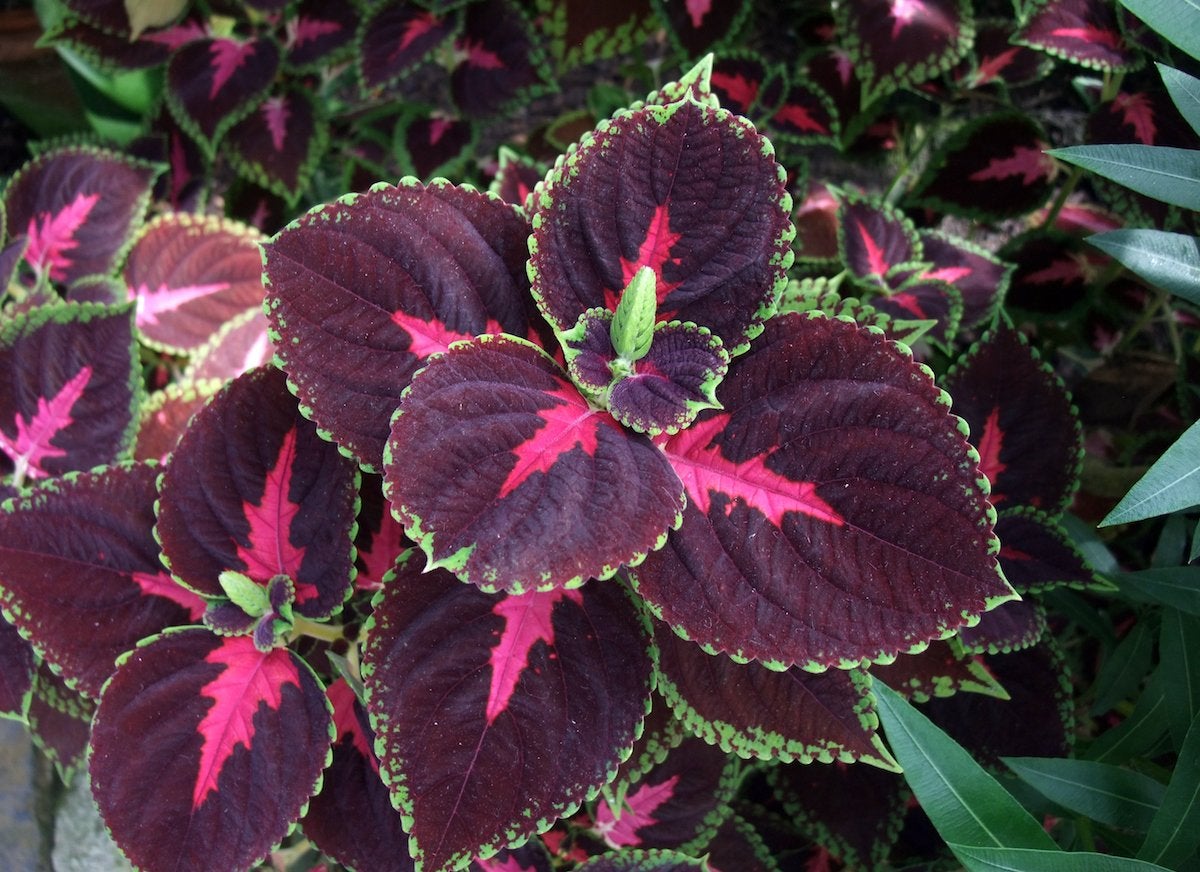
top-left (634, 312), bottom-right (1012, 671)
top-left (361, 560), bottom-right (655, 872)
top-left (958, 599), bottom-right (1048, 654)
top-left (997, 507), bottom-right (1101, 592)
top-left (536, 0), bottom-right (656, 70)
top-left (357, 2), bottom-right (457, 91)
top-left (958, 19), bottom-right (1053, 89)
top-left (1014, 0), bottom-right (1139, 71)
top-left (0, 462), bottom-right (204, 698)
top-left (1, 303), bottom-right (140, 484)
top-left (654, 624), bottom-right (894, 766)
top-left (529, 95), bottom-right (793, 357)
top-left (155, 365), bottom-right (359, 620)
top-left (395, 109), bottom-right (477, 180)
top-left (836, 191), bottom-right (922, 289)
top-left (4, 146), bottom-right (160, 287)
top-left (942, 322), bottom-right (1083, 517)
top-left (385, 335), bottom-right (684, 592)
top-left (124, 213), bottom-right (265, 355)
top-left (285, 0), bottom-right (357, 70)
top-left (917, 230), bottom-right (1013, 328)
top-left (227, 87), bottom-right (327, 204)
top-left (166, 36), bottom-right (281, 156)
top-left (451, 0), bottom-right (554, 117)
top-left (90, 628), bottom-right (333, 872)
top-left (656, 0), bottom-right (752, 55)
top-left (262, 179), bottom-right (538, 471)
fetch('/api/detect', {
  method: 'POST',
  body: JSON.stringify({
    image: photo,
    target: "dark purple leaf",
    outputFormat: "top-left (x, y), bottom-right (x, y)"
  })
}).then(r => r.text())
top-left (538, 0), bottom-right (656, 69)
top-left (362, 561), bottom-right (654, 871)
top-left (396, 109), bottom-right (476, 180)
top-left (27, 661), bottom-right (93, 781)
top-left (1000, 230), bottom-right (1097, 315)
top-left (60, 0), bottom-right (134, 33)
top-left (909, 113), bottom-right (1058, 220)
top-left (957, 19), bottom-right (1054, 89)
top-left (592, 735), bottom-right (736, 851)
top-left (869, 639), bottom-right (1007, 704)
top-left (762, 74), bottom-right (838, 145)
top-left (133, 378), bottom-right (224, 463)
top-left (916, 230), bottom-right (1012, 328)
top-left (227, 87), bottom-right (326, 203)
top-left (156, 366), bottom-right (359, 620)
top-left (0, 463), bottom-right (204, 698)
top-left (1014, 0), bottom-right (1138, 71)
top-left (4, 146), bottom-right (159, 287)
top-left (124, 213), bottom-right (265, 354)
top-left (837, 192), bottom-right (920, 287)
top-left (166, 36), bottom-right (281, 155)
top-left (385, 336), bottom-right (684, 592)
top-left (655, 625), bottom-right (893, 765)
top-left (792, 182), bottom-right (841, 263)
top-left (804, 46), bottom-right (870, 145)
top-left (301, 678), bottom-right (413, 872)
top-left (941, 322), bottom-right (1082, 516)
top-left (869, 277), bottom-right (963, 349)
top-left (452, 0), bottom-right (554, 118)
top-left (634, 313), bottom-right (1012, 671)
top-left (0, 615), bottom-right (34, 718)
top-left (90, 629), bottom-right (332, 872)
top-left (656, 0), bottom-right (752, 55)
top-left (489, 147), bottom-right (546, 209)
top-left (184, 307), bottom-right (273, 382)
top-left (529, 98), bottom-right (793, 356)
top-left (262, 179), bottom-right (537, 471)
top-left (358, 2), bottom-right (457, 91)
top-left (705, 815), bottom-right (781, 872)
top-left (769, 758), bottom-right (909, 870)
top-left (996, 507), bottom-right (1101, 593)
top-left (958, 599), bottom-right (1048, 654)
top-left (1087, 80), bottom-right (1200, 148)
top-left (0, 236), bottom-right (27, 291)
top-left (924, 640), bottom-right (1074, 766)
top-left (709, 54), bottom-right (774, 117)
top-left (1, 303), bottom-right (138, 483)
top-left (285, 0), bottom-right (357, 70)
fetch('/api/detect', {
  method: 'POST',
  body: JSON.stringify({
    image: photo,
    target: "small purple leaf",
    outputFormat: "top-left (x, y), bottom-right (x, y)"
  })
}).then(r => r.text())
top-left (0, 463), bottom-right (203, 698)
top-left (285, 0), bottom-right (357, 70)
top-left (155, 366), bottom-right (359, 619)
top-left (451, 0), bottom-right (555, 117)
top-left (957, 599), bottom-right (1048, 654)
top-left (916, 230), bottom-right (1012, 328)
top-left (635, 313), bottom-right (1012, 670)
top-left (227, 87), bottom-right (326, 203)
top-left (1014, 0), bottom-right (1137, 71)
top-left (384, 336), bottom-right (684, 593)
top-left (529, 97), bottom-right (793, 356)
top-left (90, 629), bottom-right (332, 872)
top-left (996, 508), bottom-right (1102, 593)
top-left (657, 0), bottom-right (752, 55)
top-left (28, 662), bottom-right (94, 780)
top-left (358, 2), bottom-right (456, 91)
top-left (133, 378), bottom-right (224, 463)
top-left (869, 639), bottom-right (1007, 703)
top-left (837, 191), bottom-right (921, 287)
top-left (362, 561), bottom-right (654, 871)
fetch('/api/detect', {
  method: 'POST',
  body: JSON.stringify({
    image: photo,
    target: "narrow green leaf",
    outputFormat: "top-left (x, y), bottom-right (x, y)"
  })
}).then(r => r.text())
top-left (1102, 419), bottom-right (1200, 525)
top-left (873, 683), bottom-right (1059, 852)
top-left (1088, 230), bottom-right (1200, 307)
top-left (1061, 513), bottom-right (1122, 575)
top-left (1138, 711), bottom-right (1200, 866)
top-left (610, 265), bottom-right (658, 362)
top-left (1119, 0), bottom-right (1200, 61)
top-left (1159, 64), bottom-right (1200, 138)
top-left (1161, 609), bottom-right (1200, 748)
top-left (1047, 145), bottom-right (1200, 212)
top-left (1003, 757), bottom-right (1165, 831)
top-left (950, 843), bottom-right (1173, 872)
top-left (1115, 568), bottom-right (1200, 615)
top-left (1088, 670), bottom-right (1170, 764)
top-left (1091, 621), bottom-right (1154, 716)
top-left (1191, 517), bottom-right (1200, 563)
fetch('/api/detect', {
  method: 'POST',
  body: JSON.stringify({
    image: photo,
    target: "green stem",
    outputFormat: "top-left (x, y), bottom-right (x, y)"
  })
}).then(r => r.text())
top-left (1040, 164), bottom-right (1083, 230)
top-left (290, 615), bottom-right (345, 644)
top-left (1113, 287), bottom-right (1170, 355)
top-left (883, 114), bottom-right (942, 206)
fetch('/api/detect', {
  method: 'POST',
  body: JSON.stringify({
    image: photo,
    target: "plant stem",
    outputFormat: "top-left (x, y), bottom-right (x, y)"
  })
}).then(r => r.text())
top-left (1114, 287), bottom-right (1170, 355)
top-left (290, 615), bottom-right (345, 644)
top-left (1040, 164), bottom-right (1083, 230)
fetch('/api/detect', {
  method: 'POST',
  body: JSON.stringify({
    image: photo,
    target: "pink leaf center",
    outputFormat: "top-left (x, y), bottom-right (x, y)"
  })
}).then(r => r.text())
top-left (391, 310), bottom-right (504, 359)
top-left (132, 570), bottom-right (207, 621)
top-left (209, 39), bottom-right (254, 100)
top-left (976, 406), bottom-right (1008, 504)
top-left (24, 192), bottom-right (100, 282)
top-left (130, 281), bottom-right (230, 328)
top-left (486, 588), bottom-right (583, 723)
top-left (593, 775), bottom-right (681, 848)
top-left (0, 366), bottom-right (92, 480)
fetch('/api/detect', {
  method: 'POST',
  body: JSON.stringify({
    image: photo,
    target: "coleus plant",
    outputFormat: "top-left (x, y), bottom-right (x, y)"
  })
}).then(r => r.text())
top-left (0, 56), bottom-right (1028, 872)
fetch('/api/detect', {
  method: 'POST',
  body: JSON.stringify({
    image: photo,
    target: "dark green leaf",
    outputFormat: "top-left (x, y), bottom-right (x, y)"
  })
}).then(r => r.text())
top-left (1102, 419), bottom-right (1200, 526)
top-left (1047, 145), bottom-right (1200, 211)
top-left (950, 843), bottom-right (1172, 872)
top-left (1003, 757), bottom-right (1165, 831)
top-left (1091, 622), bottom-right (1155, 716)
top-left (1138, 711), bottom-right (1200, 867)
top-left (1087, 670), bottom-right (1170, 764)
top-left (1115, 568), bottom-right (1200, 614)
top-left (873, 683), bottom-right (1059, 853)
top-left (1088, 230), bottom-right (1200, 307)
top-left (1159, 64), bottom-right (1200, 138)
top-left (1161, 609), bottom-right (1200, 748)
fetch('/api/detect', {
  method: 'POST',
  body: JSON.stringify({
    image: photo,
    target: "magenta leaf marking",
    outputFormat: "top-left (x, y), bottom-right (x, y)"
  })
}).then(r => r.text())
top-left (130, 281), bottom-right (229, 328)
top-left (475, 858), bottom-right (532, 872)
top-left (0, 366), bottom-right (91, 481)
top-left (604, 202), bottom-right (685, 312)
top-left (664, 414), bottom-right (844, 526)
top-left (924, 265), bottom-right (972, 284)
top-left (391, 309), bottom-right (504, 359)
top-left (235, 427), bottom-right (318, 602)
top-left (24, 192), bottom-right (100, 282)
top-left (856, 219), bottom-right (891, 277)
top-left (262, 96), bottom-right (290, 152)
top-left (969, 145), bottom-right (1054, 185)
top-left (889, 0), bottom-right (926, 39)
top-left (1026, 253), bottom-right (1088, 285)
top-left (327, 678), bottom-right (376, 773)
top-left (486, 588), bottom-right (583, 723)
top-left (1050, 26), bottom-right (1121, 49)
top-left (209, 39), bottom-right (254, 99)
top-left (775, 103), bottom-right (827, 133)
top-left (974, 48), bottom-right (1021, 85)
top-left (143, 20), bottom-right (207, 50)
top-left (887, 292), bottom-right (926, 318)
top-left (497, 384), bottom-right (616, 500)
top-left (1114, 93), bottom-right (1158, 144)
top-left (977, 406), bottom-right (1007, 503)
top-left (461, 39), bottom-right (505, 70)
top-left (288, 16), bottom-right (342, 50)
top-left (192, 639), bottom-right (302, 808)
top-left (389, 11), bottom-right (439, 64)
top-left (131, 571), bottom-right (207, 621)
top-left (686, 0), bottom-right (712, 28)
top-left (594, 775), bottom-right (681, 848)
top-left (711, 72), bottom-right (758, 108)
